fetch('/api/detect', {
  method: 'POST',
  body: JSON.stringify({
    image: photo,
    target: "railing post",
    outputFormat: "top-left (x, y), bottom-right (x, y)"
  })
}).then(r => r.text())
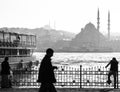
top-left (80, 65), bottom-right (82, 88)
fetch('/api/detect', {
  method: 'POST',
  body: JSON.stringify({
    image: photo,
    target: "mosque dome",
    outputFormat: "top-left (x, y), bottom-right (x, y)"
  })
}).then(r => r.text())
top-left (84, 22), bottom-right (96, 31)
top-left (70, 22), bottom-right (106, 48)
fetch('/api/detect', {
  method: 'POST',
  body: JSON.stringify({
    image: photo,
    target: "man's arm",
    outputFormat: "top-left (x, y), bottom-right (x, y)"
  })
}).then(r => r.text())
top-left (105, 61), bottom-right (111, 68)
top-left (53, 66), bottom-right (58, 70)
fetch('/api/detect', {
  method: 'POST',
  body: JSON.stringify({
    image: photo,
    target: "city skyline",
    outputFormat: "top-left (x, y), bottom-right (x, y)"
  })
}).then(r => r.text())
top-left (0, 0), bottom-right (120, 35)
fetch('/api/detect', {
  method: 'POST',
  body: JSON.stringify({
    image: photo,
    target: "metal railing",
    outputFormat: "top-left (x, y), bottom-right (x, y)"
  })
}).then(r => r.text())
top-left (55, 65), bottom-right (119, 88)
top-left (0, 64), bottom-right (119, 88)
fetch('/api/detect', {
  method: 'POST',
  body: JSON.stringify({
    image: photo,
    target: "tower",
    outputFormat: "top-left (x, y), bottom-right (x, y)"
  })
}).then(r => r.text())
top-left (97, 8), bottom-right (100, 47)
top-left (108, 11), bottom-right (110, 40)
top-left (97, 8), bottom-right (100, 31)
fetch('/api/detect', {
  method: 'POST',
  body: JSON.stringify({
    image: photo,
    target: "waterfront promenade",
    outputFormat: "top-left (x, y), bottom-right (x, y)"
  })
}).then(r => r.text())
top-left (0, 88), bottom-right (120, 92)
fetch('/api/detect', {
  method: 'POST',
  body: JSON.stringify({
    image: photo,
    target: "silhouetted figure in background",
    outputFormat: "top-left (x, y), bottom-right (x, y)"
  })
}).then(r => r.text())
top-left (35, 60), bottom-right (39, 66)
top-left (17, 59), bottom-right (23, 69)
top-left (28, 61), bottom-right (32, 68)
top-left (13, 34), bottom-right (20, 46)
top-left (37, 48), bottom-right (58, 92)
top-left (105, 57), bottom-right (118, 88)
top-left (1, 57), bottom-right (11, 88)
top-left (17, 35), bottom-right (20, 41)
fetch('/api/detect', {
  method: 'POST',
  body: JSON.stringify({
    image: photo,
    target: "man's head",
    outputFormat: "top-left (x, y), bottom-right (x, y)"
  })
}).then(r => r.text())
top-left (112, 57), bottom-right (116, 61)
top-left (20, 59), bottom-right (23, 62)
top-left (4, 56), bottom-right (9, 61)
top-left (46, 48), bottom-right (54, 57)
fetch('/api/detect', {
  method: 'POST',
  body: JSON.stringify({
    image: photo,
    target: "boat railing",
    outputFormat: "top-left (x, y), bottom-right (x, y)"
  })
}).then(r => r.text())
top-left (0, 31), bottom-right (36, 48)
top-left (0, 40), bottom-right (36, 48)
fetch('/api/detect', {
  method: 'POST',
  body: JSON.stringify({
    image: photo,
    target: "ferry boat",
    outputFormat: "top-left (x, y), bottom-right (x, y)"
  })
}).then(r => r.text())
top-left (0, 30), bottom-right (36, 67)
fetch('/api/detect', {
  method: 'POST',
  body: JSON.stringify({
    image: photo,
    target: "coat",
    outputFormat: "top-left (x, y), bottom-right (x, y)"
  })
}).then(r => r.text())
top-left (37, 55), bottom-right (56, 83)
top-left (110, 59), bottom-right (118, 72)
top-left (1, 61), bottom-right (10, 75)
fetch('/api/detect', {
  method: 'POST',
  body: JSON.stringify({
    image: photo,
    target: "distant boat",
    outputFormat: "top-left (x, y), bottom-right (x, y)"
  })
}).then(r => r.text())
top-left (0, 30), bottom-right (36, 68)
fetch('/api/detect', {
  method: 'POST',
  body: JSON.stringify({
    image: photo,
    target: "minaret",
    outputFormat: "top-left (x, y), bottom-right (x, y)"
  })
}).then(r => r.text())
top-left (97, 8), bottom-right (100, 32)
top-left (108, 11), bottom-right (110, 40)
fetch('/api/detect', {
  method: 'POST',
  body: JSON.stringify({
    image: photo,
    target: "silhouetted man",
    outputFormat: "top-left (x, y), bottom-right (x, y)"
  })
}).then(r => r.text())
top-left (1, 57), bottom-right (11, 88)
top-left (105, 57), bottom-right (118, 88)
top-left (37, 48), bottom-right (58, 92)
top-left (17, 59), bottom-right (23, 69)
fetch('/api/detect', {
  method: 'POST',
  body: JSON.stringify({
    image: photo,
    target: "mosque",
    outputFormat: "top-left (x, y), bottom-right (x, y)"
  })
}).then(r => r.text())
top-left (69, 9), bottom-right (120, 52)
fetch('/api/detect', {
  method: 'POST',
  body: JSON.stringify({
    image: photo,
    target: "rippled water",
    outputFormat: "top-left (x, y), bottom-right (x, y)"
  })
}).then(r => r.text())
top-left (33, 52), bottom-right (120, 68)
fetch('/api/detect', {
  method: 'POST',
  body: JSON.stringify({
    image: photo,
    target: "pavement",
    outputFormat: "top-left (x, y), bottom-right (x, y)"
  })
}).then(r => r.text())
top-left (0, 88), bottom-right (120, 92)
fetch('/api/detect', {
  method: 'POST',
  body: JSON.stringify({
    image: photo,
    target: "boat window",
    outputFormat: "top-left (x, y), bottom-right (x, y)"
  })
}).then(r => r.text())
top-left (5, 49), bottom-right (11, 55)
top-left (31, 36), bottom-right (36, 46)
top-left (26, 36), bottom-right (31, 46)
top-left (11, 49), bottom-right (17, 55)
top-left (19, 49), bottom-right (27, 55)
top-left (0, 32), bottom-right (3, 42)
top-left (4, 33), bottom-right (10, 42)
top-left (27, 49), bottom-right (30, 55)
top-left (21, 35), bottom-right (27, 45)
top-left (15, 34), bottom-right (20, 43)
top-left (11, 34), bottom-right (17, 43)
top-left (0, 49), bottom-right (5, 55)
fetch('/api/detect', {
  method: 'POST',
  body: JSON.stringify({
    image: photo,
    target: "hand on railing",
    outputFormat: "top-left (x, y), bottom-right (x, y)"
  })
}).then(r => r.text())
top-left (53, 66), bottom-right (58, 70)
top-left (37, 79), bottom-right (40, 83)
top-left (105, 66), bottom-right (107, 68)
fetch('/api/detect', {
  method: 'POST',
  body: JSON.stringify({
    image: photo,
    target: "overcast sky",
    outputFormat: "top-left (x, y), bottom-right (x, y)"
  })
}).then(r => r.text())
top-left (0, 0), bottom-right (120, 34)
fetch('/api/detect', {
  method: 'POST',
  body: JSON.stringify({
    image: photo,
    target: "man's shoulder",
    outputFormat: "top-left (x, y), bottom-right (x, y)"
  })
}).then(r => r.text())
top-left (43, 56), bottom-right (50, 60)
